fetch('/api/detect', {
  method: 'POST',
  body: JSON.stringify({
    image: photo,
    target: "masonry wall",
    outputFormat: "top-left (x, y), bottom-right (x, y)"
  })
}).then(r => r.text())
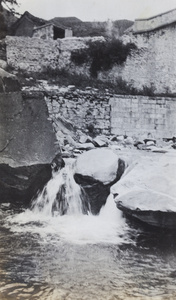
top-left (110, 95), bottom-right (176, 138)
top-left (33, 24), bottom-right (54, 40)
top-left (6, 30), bottom-right (176, 95)
top-left (45, 89), bottom-right (111, 137)
top-left (5, 36), bottom-right (104, 74)
top-left (101, 23), bottom-right (176, 95)
top-left (134, 9), bottom-right (176, 33)
top-left (44, 89), bottom-right (176, 139)
top-left (6, 36), bottom-right (62, 73)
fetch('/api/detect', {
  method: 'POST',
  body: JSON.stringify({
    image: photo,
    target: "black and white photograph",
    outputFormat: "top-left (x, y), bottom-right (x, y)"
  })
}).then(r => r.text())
top-left (0, 0), bottom-right (176, 299)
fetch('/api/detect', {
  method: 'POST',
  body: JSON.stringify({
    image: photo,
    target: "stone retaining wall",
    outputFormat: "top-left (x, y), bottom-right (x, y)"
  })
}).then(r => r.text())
top-left (5, 29), bottom-right (176, 95)
top-left (44, 88), bottom-right (176, 139)
top-left (110, 95), bottom-right (176, 138)
top-left (5, 36), bottom-right (104, 74)
top-left (45, 89), bottom-right (111, 136)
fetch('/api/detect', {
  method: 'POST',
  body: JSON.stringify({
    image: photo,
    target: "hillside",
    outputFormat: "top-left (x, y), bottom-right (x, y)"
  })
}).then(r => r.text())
top-left (50, 17), bottom-right (133, 38)
top-left (50, 16), bottom-right (83, 27)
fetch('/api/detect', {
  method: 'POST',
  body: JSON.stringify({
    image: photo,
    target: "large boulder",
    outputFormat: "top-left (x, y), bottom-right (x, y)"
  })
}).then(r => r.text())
top-left (0, 91), bottom-right (58, 165)
top-left (113, 152), bottom-right (176, 228)
top-left (117, 189), bottom-right (176, 229)
top-left (0, 163), bottom-right (52, 206)
top-left (74, 148), bottom-right (126, 214)
top-left (0, 67), bottom-right (20, 92)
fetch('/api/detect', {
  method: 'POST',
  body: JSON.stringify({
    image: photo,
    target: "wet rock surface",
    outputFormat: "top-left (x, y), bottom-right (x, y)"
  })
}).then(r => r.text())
top-left (0, 152), bottom-right (65, 207)
top-left (0, 163), bottom-right (52, 206)
top-left (74, 148), bottom-right (126, 214)
top-left (117, 201), bottom-right (176, 229)
top-left (74, 173), bottom-right (111, 214)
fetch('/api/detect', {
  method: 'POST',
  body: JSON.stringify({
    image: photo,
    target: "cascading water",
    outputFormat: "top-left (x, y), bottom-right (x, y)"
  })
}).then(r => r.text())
top-left (5, 161), bottom-right (129, 245)
top-left (31, 165), bottom-right (89, 217)
top-left (1, 153), bottom-right (176, 300)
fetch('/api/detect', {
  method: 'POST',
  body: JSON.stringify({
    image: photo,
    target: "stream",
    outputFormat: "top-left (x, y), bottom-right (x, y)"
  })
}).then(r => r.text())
top-left (1, 195), bottom-right (176, 300)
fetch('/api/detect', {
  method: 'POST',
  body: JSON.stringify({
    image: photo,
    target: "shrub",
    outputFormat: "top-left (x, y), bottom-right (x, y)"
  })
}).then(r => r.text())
top-left (71, 48), bottom-right (88, 66)
top-left (71, 39), bottom-right (137, 78)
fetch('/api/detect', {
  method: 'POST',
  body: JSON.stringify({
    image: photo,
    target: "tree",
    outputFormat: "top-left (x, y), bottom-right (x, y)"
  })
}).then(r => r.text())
top-left (0, 0), bottom-right (18, 14)
top-left (0, 0), bottom-right (18, 38)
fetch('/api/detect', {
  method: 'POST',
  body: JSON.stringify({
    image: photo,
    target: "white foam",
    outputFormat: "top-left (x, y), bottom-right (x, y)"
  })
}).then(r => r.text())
top-left (6, 195), bottom-right (128, 245)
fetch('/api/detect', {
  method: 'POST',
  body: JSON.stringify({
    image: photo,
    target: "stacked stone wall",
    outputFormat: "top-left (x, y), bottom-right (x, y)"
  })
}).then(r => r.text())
top-left (45, 89), bottom-right (111, 136)
top-left (6, 29), bottom-right (176, 94)
top-left (5, 36), bottom-right (104, 74)
top-left (6, 36), bottom-right (62, 73)
top-left (44, 88), bottom-right (176, 139)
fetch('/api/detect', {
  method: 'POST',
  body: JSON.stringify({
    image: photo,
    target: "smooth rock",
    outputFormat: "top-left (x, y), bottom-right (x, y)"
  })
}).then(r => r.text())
top-left (74, 148), bottom-right (126, 214)
top-left (67, 85), bottom-right (75, 91)
top-left (112, 152), bottom-right (176, 228)
top-left (146, 141), bottom-right (155, 146)
top-left (79, 135), bottom-right (89, 144)
top-left (92, 136), bottom-right (108, 147)
top-left (124, 137), bottom-right (134, 145)
top-left (144, 138), bottom-right (156, 144)
top-left (117, 189), bottom-right (176, 229)
top-left (75, 148), bottom-right (122, 184)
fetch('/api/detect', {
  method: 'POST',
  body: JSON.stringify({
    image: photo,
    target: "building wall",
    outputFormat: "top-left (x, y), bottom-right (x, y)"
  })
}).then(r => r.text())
top-left (65, 29), bottom-right (73, 38)
top-left (44, 89), bottom-right (176, 139)
top-left (123, 23), bottom-right (176, 94)
top-left (134, 9), bottom-right (176, 33)
top-left (33, 24), bottom-right (54, 40)
top-left (99, 22), bottom-right (176, 95)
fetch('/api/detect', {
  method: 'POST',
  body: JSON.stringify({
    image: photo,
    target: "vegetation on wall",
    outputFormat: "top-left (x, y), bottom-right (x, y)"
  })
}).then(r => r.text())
top-left (71, 39), bottom-right (137, 77)
top-left (16, 67), bottom-right (160, 97)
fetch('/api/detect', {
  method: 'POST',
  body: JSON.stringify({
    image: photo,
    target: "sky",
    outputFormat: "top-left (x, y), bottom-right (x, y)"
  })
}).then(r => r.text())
top-left (15, 0), bottom-right (176, 21)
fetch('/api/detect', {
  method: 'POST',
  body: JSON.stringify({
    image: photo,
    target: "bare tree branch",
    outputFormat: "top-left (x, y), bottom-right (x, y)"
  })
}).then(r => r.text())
top-left (0, 0), bottom-right (19, 15)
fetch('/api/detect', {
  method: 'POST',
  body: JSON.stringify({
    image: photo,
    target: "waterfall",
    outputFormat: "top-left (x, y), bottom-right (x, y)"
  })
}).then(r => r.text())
top-left (31, 165), bottom-right (89, 217)
top-left (6, 161), bottom-right (128, 245)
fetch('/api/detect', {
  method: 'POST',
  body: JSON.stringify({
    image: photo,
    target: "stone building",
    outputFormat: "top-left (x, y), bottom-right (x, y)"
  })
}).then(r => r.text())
top-left (100, 7), bottom-right (176, 95)
top-left (33, 23), bottom-right (73, 40)
top-left (133, 8), bottom-right (176, 33)
top-left (12, 11), bottom-right (73, 39)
